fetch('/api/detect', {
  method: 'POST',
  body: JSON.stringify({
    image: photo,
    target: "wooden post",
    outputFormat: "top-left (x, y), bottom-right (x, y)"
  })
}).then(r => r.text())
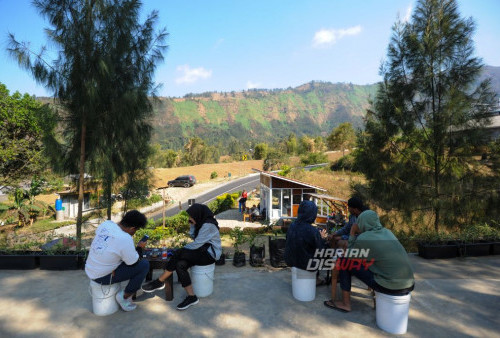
top-left (164, 274), bottom-right (174, 301)
top-left (179, 201), bottom-right (182, 210)
top-left (162, 188), bottom-right (166, 228)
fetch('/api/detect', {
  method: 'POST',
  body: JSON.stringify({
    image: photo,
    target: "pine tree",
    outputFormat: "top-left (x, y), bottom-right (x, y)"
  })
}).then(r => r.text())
top-left (356, 0), bottom-right (497, 231)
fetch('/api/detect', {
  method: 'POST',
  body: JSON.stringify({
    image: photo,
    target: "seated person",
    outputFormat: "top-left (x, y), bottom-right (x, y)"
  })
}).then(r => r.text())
top-left (330, 197), bottom-right (366, 249)
top-left (250, 204), bottom-right (260, 221)
top-left (85, 210), bottom-right (149, 312)
top-left (324, 210), bottom-right (415, 312)
top-left (142, 204), bottom-right (222, 310)
top-left (284, 200), bottom-right (328, 276)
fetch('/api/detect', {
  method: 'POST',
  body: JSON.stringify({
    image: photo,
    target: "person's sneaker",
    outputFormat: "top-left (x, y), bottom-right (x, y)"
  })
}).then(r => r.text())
top-left (141, 279), bottom-right (165, 293)
top-left (115, 290), bottom-right (137, 312)
top-left (176, 295), bottom-right (199, 310)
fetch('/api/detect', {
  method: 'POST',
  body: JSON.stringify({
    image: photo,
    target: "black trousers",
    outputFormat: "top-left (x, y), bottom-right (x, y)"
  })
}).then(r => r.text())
top-left (166, 245), bottom-right (215, 288)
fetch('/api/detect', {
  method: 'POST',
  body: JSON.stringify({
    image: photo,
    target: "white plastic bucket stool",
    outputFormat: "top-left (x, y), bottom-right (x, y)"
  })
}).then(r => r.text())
top-left (375, 291), bottom-right (411, 334)
top-left (89, 280), bottom-right (120, 316)
top-left (191, 263), bottom-right (215, 297)
top-left (291, 267), bottom-right (316, 301)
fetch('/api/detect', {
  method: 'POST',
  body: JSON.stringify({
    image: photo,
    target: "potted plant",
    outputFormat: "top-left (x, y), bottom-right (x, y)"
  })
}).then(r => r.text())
top-left (215, 250), bottom-right (226, 265)
top-left (230, 227), bottom-right (246, 267)
top-left (416, 231), bottom-right (459, 259)
top-left (0, 249), bottom-right (39, 270)
top-left (460, 224), bottom-right (495, 257)
top-left (268, 228), bottom-right (287, 268)
top-left (39, 237), bottom-right (85, 270)
top-left (248, 232), bottom-right (265, 267)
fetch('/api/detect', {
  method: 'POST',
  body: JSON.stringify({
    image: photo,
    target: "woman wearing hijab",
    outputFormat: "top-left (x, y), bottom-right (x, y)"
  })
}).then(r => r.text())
top-left (142, 203), bottom-right (221, 310)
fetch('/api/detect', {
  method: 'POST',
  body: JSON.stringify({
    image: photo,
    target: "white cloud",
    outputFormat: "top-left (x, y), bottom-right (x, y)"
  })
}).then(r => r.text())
top-left (403, 4), bottom-right (413, 22)
top-left (312, 25), bottom-right (362, 48)
top-left (175, 65), bottom-right (212, 84)
top-left (246, 81), bottom-right (261, 89)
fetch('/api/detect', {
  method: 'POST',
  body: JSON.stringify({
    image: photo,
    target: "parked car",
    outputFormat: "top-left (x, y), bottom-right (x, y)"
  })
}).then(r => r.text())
top-left (168, 175), bottom-right (196, 188)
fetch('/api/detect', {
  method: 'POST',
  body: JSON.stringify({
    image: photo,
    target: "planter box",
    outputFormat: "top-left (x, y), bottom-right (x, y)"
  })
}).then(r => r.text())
top-left (0, 253), bottom-right (38, 270)
top-left (491, 242), bottom-right (500, 255)
top-left (460, 242), bottom-right (491, 257)
top-left (39, 254), bottom-right (83, 270)
top-left (417, 242), bottom-right (459, 259)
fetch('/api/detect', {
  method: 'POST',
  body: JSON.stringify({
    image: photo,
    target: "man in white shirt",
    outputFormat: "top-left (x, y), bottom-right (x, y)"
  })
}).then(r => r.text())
top-left (85, 210), bottom-right (149, 312)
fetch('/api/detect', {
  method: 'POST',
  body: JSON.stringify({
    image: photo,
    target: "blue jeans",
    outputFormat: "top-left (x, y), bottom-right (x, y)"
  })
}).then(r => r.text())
top-left (93, 259), bottom-right (149, 294)
top-left (239, 200), bottom-right (246, 212)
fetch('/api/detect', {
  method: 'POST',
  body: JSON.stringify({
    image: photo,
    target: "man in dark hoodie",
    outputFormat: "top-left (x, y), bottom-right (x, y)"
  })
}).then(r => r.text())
top-left (285, 200), bottom-right (327, 272)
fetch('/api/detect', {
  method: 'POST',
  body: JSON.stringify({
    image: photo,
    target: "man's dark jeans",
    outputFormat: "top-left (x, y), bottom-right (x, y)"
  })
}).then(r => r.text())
top-left (93, 259), bottom-right (149, 294)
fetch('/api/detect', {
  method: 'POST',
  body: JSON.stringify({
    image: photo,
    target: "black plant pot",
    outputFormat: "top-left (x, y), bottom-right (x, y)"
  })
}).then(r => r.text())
top-left (39, 253), bottom-right (83, 270)
top-left (0, 252), bottom-right (39, 270)
top-left (233, 252), bottom-right (246, 267)
top-left (250, 245), bottom-right (265, 267)
top-left (215, 253), bottom-right (226, 266)
top-left (269, 237), bottom-right (287, 268)
top-left (417, 241), bottom-right (459, 259)
top-left (460, 242), bottom-right (491, 257)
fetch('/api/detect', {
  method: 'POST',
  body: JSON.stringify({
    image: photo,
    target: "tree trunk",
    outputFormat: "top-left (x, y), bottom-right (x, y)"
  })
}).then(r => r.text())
top-left (106, 168), bottom-right (112, 220)
top-left (76, 120), bottom-right (87, 250)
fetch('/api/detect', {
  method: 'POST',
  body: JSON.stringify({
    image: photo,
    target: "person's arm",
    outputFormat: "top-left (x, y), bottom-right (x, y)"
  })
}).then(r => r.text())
top-left (121, 237), bottom-right (140, 265)
top-left (184, 223), bottom-right (217, 250)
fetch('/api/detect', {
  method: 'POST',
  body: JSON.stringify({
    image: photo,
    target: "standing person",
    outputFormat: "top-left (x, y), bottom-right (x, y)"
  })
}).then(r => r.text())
top-left (142, 203), bottom-right (221, 310)
top-left (85, 210), bottom-right (149, 312)
top-left (324, 210), bottom-right (414, 312)
top-left (238, 189), bottom-right (248, 213)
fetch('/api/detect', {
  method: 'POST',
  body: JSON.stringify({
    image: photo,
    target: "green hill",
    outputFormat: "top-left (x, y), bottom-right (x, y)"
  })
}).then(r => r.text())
top-left (151, 81), bottom-right (378, 149)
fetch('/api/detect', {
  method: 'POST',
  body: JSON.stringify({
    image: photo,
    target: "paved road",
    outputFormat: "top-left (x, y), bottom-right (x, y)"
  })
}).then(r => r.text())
top-left (150, 174), bottom-right (260, 220)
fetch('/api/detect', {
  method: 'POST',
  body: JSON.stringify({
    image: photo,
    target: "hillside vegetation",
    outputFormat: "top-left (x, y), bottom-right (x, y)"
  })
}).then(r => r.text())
top-left (151, 81), bottom-right (378, 149)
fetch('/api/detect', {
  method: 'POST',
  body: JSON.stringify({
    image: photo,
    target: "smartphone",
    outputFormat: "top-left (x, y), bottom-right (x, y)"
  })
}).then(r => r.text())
top-left (139, 234), bottom-right (149, 242)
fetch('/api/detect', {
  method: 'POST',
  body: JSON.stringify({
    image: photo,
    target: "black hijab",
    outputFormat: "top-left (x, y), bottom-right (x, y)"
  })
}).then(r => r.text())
top-left (186, 203), bottom-right (219, 238)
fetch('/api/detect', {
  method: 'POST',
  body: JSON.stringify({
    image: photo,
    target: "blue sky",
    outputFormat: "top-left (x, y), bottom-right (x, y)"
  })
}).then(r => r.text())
top-left (1, 0), bottom-right (499, 98)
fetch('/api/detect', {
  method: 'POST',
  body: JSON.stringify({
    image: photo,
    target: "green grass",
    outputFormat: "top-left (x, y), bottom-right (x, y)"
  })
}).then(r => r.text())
top-left (17, 219), bottom-right (74, 234)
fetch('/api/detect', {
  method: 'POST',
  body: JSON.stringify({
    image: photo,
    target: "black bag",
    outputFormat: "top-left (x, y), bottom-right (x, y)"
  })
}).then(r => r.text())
top-left (269, 236), bottom-right (287, 268)
top-left (249, 245), bottom-right (265, 267)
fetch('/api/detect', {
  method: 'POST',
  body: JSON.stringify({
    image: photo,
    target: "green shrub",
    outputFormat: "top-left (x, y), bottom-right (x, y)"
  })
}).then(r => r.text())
top-left (148, 194), bottom-right (162, 204)
top-left (210, 171), bottom-right (218, 179)
top-left (229, 227), bottom-right (247, 253)
top-left (166, 211), bottom-right (190, 233)
top-left (330, 154), bottom-right (358, 171)
top-left (300, 152), bottom-right (328, 166)
top-left (208, 193), bottom-right (238, 215)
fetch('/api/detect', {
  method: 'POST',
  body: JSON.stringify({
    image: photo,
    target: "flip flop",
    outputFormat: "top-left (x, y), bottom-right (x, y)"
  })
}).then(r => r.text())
top-left (323, 300), bottom-right (349, 313)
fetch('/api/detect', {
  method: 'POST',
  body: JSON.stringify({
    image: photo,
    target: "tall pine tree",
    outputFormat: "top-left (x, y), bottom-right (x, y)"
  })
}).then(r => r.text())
top-left (356, 0), bottom-right (497, 231)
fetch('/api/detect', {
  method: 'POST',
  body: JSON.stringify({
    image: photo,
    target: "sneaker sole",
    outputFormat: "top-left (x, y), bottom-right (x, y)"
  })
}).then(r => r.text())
top-left (176, 298), bottom-right (199, 310)
top-left (142, 284), bottom-right (165, 293)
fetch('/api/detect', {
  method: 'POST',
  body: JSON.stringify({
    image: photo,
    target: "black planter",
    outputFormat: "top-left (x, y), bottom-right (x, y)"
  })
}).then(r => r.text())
top-left (215, 253), bottom-right (226, 266)
top-left (417, 242), bottom-right (459, 259)
top-left (0, 252), bottom-right (39, 270)
top-left (269, 237), bottom-right (287, 268)
top-left (460, 242), bottom-right (491, 257)
top-left (249, 245), bottom-right (265, 267)
top-left (491, 242), bottom-right (500, 255)
top-left (232, 252), bottom-right (246, 267)
top-left (39, 253), bottom-right (83, 270)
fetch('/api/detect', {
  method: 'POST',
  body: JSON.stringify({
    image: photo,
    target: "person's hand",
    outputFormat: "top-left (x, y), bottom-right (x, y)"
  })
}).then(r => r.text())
top-left (137, 240), bottom-right (147, 249)
top-left (350, 223), bottom-right (360, 237)
top-left (320, 229), bottom-right (328, 239)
